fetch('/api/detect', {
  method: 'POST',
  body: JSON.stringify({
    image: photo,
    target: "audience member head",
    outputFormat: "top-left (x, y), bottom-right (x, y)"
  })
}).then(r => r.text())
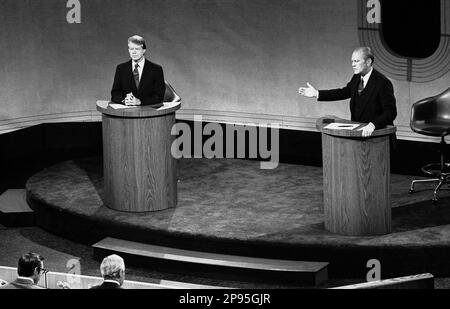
top-left (17, 252), bottom-right (46, 284)
top-left (100, 254), bottom-right (125, 286)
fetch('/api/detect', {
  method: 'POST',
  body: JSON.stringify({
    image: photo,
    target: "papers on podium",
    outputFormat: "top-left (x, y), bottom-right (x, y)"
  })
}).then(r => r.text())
top-left (324, 123), bottom-right (359, 130)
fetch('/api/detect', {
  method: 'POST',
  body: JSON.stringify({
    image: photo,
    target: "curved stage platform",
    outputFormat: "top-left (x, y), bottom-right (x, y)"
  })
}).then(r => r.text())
top-left (26, 157), bottom-right (450, 278)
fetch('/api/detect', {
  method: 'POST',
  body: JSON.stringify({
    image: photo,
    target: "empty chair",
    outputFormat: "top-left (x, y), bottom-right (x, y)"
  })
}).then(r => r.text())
top-left (409, 87), bottom-right (450, 202)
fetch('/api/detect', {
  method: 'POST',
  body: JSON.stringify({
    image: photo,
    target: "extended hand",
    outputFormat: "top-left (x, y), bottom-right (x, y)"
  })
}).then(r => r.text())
top-left (358, 122), bottom-right (375, 137)
top-left (298, 82), bottom-right (318, 98)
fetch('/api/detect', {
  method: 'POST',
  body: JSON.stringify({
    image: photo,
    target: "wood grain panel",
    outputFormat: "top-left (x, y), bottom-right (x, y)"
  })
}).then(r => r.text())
top-left (318, 117), bottom-right (393, 236)
top-left (102, 110), bottom-right (177, 212)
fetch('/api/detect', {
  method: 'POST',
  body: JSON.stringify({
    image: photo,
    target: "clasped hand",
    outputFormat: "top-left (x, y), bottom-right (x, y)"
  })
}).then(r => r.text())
top-left (123, 93), bottom-right (141, 106)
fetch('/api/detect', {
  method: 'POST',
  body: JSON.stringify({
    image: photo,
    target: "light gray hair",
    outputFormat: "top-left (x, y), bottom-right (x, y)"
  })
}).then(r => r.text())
top-left (100, 254), bottom-right (125, 279)
top-left (354, 47), bottom-right (375, 64)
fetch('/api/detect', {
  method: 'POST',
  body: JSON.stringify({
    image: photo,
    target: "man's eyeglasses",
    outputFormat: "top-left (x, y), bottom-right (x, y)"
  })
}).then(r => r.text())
top-left (38, 267), bottom-right (49, 274)
top-left (37, 267), bottom-right (49, 288)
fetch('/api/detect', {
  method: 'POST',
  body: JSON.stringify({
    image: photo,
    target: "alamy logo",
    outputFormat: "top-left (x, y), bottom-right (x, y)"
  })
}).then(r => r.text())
top-left (66, 0), bottom-right (81, 24)
top-left (366, 259), bottom-right (381, 282)
top-left (171, 116), bottom-right (279, 170)
top-left (66, 259), bottom-right (81, 285)
top-left (367, 0), bottom-right (381, 24)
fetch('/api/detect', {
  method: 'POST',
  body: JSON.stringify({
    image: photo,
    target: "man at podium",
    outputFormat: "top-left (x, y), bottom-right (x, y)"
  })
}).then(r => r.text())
top-left (111, 35), bottom-right (165, 106)
top-left (298, 47), bottom-right (397, 137)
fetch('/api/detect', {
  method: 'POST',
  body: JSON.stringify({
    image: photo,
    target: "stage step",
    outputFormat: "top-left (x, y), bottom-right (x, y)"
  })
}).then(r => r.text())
top-left (0, 189), bottom-right (35, 227)
top-left (92, 237), bottom-right (329, 287)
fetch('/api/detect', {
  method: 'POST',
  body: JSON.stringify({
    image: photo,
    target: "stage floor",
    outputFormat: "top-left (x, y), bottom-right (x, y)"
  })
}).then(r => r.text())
top-left (26, 157), bottom-right (450, 277)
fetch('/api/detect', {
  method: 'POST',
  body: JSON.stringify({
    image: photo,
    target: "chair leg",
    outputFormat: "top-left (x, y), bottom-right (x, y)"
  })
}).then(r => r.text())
top-left (409, 178), bottom-right (440, 193)
top-left (410, 136), bottom-right (450, 202)
top-left (432, 179), bottom-right (446, 202)
top-left (432, 174), bottom-right (450, 202)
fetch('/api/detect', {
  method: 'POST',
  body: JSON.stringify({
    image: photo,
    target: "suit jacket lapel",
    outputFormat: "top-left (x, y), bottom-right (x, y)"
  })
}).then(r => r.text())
top-left (126, 60), bottom-right (138, 92)
top-left (350, 74), bottom-right (360, 116)
top-left (138, 59), bottom-right (151, 93)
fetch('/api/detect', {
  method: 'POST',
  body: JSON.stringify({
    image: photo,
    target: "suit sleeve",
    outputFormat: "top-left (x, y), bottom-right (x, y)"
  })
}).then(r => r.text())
top-left (111, 65), bottom-right (125, 103)
top-left (372, 78), bottom-right (397, 129)
top-left (140, 66), bottom-right (166, 106)
top-left (318, 77), bottom-right (354, 101)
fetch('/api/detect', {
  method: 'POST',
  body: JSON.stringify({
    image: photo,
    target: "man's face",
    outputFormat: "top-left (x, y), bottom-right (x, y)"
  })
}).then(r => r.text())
top-left (33, 262), bottom-right (44, 284)
top-left (351, 51), bottom-right (371, 75)
top-left (128, 42), bottom-right (146, 62)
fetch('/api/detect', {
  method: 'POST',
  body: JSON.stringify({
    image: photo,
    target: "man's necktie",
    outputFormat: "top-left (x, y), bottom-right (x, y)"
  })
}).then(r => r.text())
top-left (358, 77), bottom-right (364, 95)
top-left (133, 63), bottom-right (140, 89)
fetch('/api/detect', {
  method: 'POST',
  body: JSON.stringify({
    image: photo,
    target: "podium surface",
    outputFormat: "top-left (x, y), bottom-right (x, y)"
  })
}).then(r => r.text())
top-left (97, 101), bottom-right (181, 212)
top-left (316, 116), bottom-right (396, 236)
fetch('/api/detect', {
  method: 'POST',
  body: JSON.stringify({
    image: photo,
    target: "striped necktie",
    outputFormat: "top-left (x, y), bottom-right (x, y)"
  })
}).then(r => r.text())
top-left (133, 63), bottom-right (140, 89)
top-left (358, 77), bottom-right (364, 95)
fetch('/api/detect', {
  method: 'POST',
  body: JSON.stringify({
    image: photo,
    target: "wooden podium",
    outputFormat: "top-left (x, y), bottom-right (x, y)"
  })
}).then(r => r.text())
top-left (316, 116), bottom-right (396, 236)
top-left (96, 101), bottom-right (181, 212)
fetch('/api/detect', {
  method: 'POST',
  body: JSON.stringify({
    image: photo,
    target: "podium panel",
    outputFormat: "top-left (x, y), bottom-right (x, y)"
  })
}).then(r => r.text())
top-left (97, 101), bottom-right (180, 212)
top-left (317, 117), bottom-right (396, 236)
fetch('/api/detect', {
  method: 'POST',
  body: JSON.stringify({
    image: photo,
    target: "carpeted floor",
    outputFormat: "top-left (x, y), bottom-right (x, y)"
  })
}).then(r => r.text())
top-left (26, 157), bottom-right (450, 246)
top-left (23, 157), bottom-right (450, 278)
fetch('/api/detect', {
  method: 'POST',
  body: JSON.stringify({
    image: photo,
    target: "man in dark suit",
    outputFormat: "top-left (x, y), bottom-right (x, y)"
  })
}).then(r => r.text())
top-left (90, 254), bottom-right (125, 289)
top-left (0, 252), bottom-right (47, 289)
top-left (299, 47), bottom-right (397, 137)
top-left (111, 35), bottom-right (165, 106)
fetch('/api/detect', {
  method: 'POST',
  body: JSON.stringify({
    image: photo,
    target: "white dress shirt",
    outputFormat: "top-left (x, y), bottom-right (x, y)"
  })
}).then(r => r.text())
top-left (361, 67), bottom-right (373, 89)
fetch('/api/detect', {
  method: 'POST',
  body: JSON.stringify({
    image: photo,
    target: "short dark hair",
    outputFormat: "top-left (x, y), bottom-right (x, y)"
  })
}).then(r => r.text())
top-left (355, 47), bottom-right (375, 64)
top-left (128, 35), bottom-right (147, 50)
top-left (17, 252), bottom-right (44, 277)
